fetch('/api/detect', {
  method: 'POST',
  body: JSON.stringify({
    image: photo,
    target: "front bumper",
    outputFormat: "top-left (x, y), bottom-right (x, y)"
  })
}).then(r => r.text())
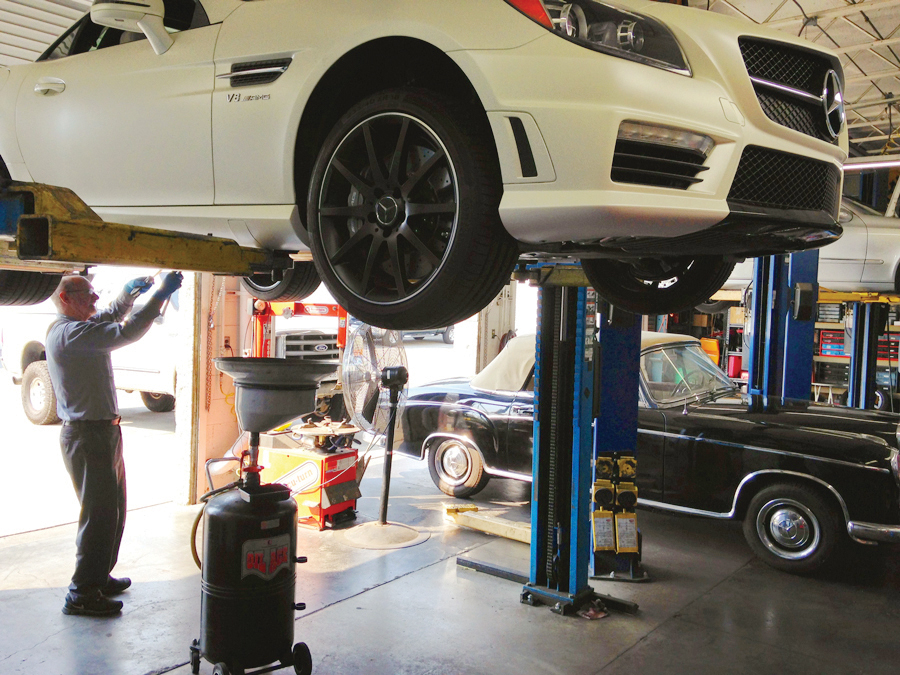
top-left (460, 26), bottom-right (846, 255)
top-left (848, 520), bottom-right (900, 544)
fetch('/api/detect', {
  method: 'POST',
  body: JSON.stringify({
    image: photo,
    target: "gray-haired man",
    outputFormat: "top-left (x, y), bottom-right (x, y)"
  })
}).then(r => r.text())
top-left (47, 271), bottom-right (182, 616)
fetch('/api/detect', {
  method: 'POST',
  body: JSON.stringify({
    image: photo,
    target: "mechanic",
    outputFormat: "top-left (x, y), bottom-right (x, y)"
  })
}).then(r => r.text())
top-left (47, 270), bottom-right (183, 617)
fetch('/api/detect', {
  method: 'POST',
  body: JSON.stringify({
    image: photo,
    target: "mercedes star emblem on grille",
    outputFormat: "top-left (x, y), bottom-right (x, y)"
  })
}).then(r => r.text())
top-left (823, 69), bottom-right (845, 140)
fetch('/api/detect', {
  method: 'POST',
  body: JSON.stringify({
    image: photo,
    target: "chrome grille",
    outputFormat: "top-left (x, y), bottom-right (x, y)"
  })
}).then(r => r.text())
top-left (728, 146), bottom-right (840, 214)
top-left (739, 38), bottom-right (839, 144)
top-left (611, 140), bottom-right (709, 190)
top-left (276, 331), bottom-right (340, 361)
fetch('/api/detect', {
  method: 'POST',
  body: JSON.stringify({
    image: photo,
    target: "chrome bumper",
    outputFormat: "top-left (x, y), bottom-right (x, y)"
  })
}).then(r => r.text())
top-left (847, 521), bottom-right (900, 544)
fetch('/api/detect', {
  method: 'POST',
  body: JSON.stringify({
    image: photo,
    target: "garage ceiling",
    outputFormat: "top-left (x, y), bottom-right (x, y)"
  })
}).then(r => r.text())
top-left (2, 0), bottom-right (900, 159)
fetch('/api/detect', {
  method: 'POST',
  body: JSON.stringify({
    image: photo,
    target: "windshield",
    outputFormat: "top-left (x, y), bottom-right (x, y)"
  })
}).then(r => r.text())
top-left (641, 343), bottom-right (736, 406)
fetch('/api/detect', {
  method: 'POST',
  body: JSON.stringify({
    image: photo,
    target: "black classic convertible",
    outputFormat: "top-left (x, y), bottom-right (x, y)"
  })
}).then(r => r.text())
top-left (397, 332), bottom-right (900, 574)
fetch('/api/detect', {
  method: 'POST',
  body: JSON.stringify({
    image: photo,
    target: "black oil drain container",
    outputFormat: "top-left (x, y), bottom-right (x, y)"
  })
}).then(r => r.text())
top-left (191, 481), bottom-right (312, 675)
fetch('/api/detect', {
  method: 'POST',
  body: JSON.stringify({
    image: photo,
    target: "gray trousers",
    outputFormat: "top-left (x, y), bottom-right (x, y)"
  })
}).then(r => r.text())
top-left (60, 423), bottom-right (126, 596)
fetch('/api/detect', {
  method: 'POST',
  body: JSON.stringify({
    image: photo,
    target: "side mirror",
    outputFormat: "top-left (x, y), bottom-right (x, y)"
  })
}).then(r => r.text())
top-left (90, 0), bottom-right (173, 55)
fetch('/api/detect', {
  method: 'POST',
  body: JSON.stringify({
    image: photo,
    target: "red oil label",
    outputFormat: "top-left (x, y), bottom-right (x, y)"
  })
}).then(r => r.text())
top-left (241, 533), bottom-right (291, 580)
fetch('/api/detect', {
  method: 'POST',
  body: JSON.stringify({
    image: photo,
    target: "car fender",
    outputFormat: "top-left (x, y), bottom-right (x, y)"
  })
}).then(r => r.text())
top-left (399, 399), bottom-right (498, 463)
top-left (211, 0), bottom-right (545, 207)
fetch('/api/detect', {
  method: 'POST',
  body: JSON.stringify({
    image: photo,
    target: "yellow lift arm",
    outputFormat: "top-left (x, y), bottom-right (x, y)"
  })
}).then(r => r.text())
top-left (1, 181), bottom-right (276, 276)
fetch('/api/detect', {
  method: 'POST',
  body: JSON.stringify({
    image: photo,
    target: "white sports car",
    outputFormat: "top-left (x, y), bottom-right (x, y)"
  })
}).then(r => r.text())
top-left (0, 0), bottom-right (847, 327)
top-left (721, 197), bottom-right (900, 295)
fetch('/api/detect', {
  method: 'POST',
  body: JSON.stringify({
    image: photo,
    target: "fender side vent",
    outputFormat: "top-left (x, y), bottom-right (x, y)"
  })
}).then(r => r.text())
top-left (508, 117), bottom-right (538, 178)
top-left (225, 58), bottom-right (292, 88)
top-left (611, 140), bottom-right (709, 190)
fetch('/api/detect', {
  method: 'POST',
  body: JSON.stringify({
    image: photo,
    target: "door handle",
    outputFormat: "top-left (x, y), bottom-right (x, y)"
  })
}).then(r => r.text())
top-left (34, 78), bottom-right (66, 95)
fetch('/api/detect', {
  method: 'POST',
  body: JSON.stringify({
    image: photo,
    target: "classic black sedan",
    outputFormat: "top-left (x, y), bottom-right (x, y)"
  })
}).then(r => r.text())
top-left (397, 333), bottom-right (900, 574)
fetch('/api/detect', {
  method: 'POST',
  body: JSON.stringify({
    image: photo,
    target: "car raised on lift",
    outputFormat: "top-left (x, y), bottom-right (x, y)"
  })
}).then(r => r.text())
top-left (0, 0), bottom-right (846, 327)
top-left (397, 333), bottom-right (900, 574)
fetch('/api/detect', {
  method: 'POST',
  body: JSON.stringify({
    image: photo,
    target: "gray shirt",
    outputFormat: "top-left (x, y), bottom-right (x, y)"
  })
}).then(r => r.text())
top-left (46, 291), bottom-right (166, 422)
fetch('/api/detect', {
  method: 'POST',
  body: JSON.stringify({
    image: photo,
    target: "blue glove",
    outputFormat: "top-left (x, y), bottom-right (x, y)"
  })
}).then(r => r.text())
top-left (157, 271), bottom-right (183, 298)
top-left (124, 276), bottom-right (155, 297)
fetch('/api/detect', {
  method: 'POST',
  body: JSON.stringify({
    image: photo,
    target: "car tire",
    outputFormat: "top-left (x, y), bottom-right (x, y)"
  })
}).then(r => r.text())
top-left (240, 262), bottom-right (321, 302)
top-left (0, 270), bottom-right (63, 306)
top-left (695, 300), bottom-right (736, 314)
top-left (427, 437), bottom-right (490, 498)
top-left (21, 360), bottom-right (60, 425)
top-left (581, 256), bottom-right (735, 316)
top-left (308, 88), bottom-right (518, 330)
top-left (442, 325), bottom-right (455, 344)
top-left (742, 482), bottom-right (841, 574)
top-left (140, 391), bottom-right (176, 413)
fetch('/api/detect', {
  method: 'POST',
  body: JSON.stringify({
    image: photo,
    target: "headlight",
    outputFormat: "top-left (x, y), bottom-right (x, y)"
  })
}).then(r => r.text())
top-left (504, 0), bottom-right (690, 75)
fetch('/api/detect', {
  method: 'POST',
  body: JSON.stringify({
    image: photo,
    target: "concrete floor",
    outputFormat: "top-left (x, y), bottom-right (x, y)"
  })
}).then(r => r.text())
top-left (2, 451), bottom-right (899, 675)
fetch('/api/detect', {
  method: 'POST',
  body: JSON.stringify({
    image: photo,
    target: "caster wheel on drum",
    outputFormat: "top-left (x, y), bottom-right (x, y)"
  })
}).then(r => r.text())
top-left (293, 642), bottom-right (313, 675)
top-left (189, 640), bottom-right (200, 674)
top-left (212, 663), bottom-right (230, 675)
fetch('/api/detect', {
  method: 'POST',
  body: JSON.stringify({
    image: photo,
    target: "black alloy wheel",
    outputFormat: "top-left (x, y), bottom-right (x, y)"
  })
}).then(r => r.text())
top-left (581, 256), bottom-right (735, 316)
top-left (308, 88), bottom-right (518, 330)
top-left (240, 262), bottom-right (321, 302)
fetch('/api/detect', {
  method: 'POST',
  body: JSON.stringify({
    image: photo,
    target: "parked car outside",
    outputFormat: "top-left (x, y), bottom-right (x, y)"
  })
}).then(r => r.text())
top-left (402, 326), bottom-right (455, 344)
top-left (397, 332), bottom-right (900, 573)
top-left (717, 197), bottom-right (900, 297)
top-left (0, 0), bottom-right (846, 326)
top-left (0, 266), bottom-right (179, 424)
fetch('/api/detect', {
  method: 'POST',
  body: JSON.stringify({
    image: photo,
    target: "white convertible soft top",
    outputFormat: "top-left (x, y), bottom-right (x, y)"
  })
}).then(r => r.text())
top-left (469, 331), bottom-right (700, 393)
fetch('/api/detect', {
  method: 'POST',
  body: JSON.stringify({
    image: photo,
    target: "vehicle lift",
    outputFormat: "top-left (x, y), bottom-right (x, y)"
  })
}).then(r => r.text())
top-left (745, 250), bottom-right (820, 410)
top-left (745, 249), bottom-right (894, 411)
top-left (458, 265), bottom-right (639, 616)
top-left (1, 180), bottom-right (282, 276)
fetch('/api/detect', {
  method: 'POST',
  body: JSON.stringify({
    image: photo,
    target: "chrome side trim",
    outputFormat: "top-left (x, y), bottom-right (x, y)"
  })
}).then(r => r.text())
top-left (216, 66), bottom-right (288, 80)
top-left (638, 428), bottom-right (891, 474)
top-left (847, 521), bottom-right (900, 544)
top-left (485, 467), bottom-right (532, 482)
top-left (750, 76), bottom-right (822, 104)
top-left (637, 498), bottom-right (731, 519)
top-left (638, 469), bottom-right (852, 529)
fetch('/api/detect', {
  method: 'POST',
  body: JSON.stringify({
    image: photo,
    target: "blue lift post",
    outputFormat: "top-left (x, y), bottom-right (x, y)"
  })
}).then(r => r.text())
top-left (846, 302), bottom-right (889, 409)
top-left (746, 251), bottom-right (819, 410)
top-left (521, 277), bottom-right (638, 616)
top-left (591, 308), bottom-right (646, 581)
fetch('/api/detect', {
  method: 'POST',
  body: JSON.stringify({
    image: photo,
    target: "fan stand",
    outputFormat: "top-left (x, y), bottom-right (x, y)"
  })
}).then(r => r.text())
top-left (339, 366), bottom-right (430, 550)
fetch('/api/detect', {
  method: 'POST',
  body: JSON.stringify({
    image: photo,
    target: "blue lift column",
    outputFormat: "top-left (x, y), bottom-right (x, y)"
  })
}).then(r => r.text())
top-left (591, 308), bottom-right (646, 581)
top-left (846, 302), bottom-right (889, 409)
top-left (521, 277), bottom-right (638, 616)
top-left (746, 251), bottom-right (819, 410)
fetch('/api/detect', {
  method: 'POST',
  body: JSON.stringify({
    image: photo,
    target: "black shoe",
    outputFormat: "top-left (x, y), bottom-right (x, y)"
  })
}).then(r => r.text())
top-left (62, 591), bottom-right (123, 617)
top-left (102, 576), bottom-right (132, 596)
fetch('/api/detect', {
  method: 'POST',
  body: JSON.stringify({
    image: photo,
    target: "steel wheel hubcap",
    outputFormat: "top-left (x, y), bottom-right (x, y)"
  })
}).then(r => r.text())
top-left (437, 442), bottom-right (471, 485)
top-left (756, 498), bottom-right (819, 560)
top-left (318, 112), bottom-right (459, 305)
top-left (29, 380), bottom-right (46, 409)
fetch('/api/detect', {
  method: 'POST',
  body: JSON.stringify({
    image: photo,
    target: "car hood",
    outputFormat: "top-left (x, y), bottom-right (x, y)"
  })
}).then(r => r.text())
top-left (683, 400), bottom-right (898, 467)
